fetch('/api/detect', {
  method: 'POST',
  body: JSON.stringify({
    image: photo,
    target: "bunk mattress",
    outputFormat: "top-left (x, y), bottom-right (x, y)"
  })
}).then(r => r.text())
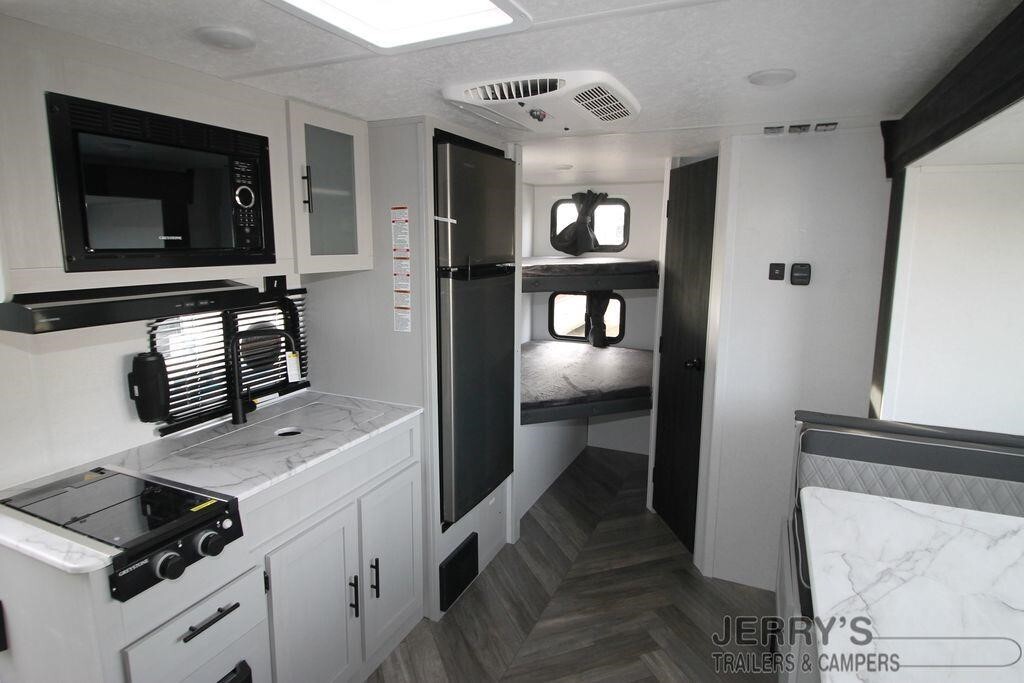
top-left (521, 256), bottom-right (659, 292)
top-left (521, 340), bottom-right (653, 424)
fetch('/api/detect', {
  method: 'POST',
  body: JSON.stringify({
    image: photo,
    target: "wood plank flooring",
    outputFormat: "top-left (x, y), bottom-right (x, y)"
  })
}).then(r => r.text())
top-left (369, 447), bottom-right (775, 682)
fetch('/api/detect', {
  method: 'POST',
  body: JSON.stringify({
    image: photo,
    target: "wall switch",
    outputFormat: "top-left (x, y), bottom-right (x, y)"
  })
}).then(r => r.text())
top-left (791, 263), bottom-right (812, 285)
top-left (769, 263), bottom-right (785, 280)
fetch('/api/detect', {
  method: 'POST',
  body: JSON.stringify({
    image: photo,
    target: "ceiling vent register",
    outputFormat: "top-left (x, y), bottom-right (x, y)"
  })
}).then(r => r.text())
top-left (573, 86), bottom-right (632, 122)
top-left (443, 70), bottom-right (640, 134)
top-left (465, 78), bottom-right (564, 101)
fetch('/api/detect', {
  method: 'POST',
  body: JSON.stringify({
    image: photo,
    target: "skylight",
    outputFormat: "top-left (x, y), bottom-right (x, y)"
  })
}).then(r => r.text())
top-left (274, 0), bottom-right (524, 50)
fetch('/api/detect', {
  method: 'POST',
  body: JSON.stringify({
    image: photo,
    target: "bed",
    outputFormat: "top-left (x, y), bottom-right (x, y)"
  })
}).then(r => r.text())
top-left (520, 340), bottom-right (654, 424)
top-left (521, 256), bottom-right (659, 292)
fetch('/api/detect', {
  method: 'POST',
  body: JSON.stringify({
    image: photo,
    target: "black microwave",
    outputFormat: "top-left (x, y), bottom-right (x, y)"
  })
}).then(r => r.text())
top-left (45, 92), bottom-right (275, 272)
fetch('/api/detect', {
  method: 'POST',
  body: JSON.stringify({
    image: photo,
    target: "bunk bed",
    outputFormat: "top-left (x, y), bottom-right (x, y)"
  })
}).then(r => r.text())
top-left (521, 340), bottom-right (653, 424)
top-left (522, 256), bottom-right (659, 292)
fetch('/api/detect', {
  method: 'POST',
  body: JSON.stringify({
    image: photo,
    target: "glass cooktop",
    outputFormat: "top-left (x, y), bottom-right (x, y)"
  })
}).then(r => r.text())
top-left (0, 468), bottom-right (217, 548)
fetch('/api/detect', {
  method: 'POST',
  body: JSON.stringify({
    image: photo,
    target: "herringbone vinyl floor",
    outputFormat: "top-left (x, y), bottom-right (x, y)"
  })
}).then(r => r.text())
top-left (369, 447), bottom-right (775, 682)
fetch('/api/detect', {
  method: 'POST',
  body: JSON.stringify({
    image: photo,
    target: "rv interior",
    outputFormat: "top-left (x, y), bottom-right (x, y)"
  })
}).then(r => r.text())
top-left (0, 1), bottom-right (1023, 682)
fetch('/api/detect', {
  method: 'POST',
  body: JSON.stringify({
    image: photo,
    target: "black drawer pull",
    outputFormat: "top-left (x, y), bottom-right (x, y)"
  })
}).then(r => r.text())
top-left (349, 575), bottom-right (360, 617)
top-left (217, 660), bottom-right (252, 683)
top-left (370, 558), bottom-right (381, 598)
top-left (182, 602), bottom-right (240, 643)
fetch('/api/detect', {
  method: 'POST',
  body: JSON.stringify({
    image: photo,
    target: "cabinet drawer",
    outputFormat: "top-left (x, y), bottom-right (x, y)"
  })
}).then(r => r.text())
top-left (123, 567), bottom-right (266, 683)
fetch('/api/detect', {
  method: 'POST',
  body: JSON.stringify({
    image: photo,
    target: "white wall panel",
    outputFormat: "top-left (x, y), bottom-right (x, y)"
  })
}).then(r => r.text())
top-left (698, 129), bottom-right (889, 590)
top-left (883, 165), bottom-right (1024, 435)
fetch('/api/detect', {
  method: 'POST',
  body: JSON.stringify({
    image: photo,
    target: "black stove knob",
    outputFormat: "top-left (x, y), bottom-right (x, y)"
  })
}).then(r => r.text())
top-left (195, 530), bottom-right (225, 557)
top-left (152, 551), bottom-right (185, 580)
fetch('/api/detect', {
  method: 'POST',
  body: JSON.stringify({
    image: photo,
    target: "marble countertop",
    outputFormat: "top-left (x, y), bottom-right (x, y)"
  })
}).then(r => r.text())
top-left (801, 486), bottom-right (1024, 682)
top-left (0, 391), bottom-right (421, 574)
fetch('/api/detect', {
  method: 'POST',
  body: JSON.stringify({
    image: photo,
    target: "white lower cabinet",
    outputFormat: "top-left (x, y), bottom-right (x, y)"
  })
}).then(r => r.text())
top-left (266, 463), bottom-right (423, 682)
top-left (266, 505), bottom-right (362, 683)
top-left (123, 567), bottom-right (271, 683)
top-left (360, 465), bottom-right (422, 658)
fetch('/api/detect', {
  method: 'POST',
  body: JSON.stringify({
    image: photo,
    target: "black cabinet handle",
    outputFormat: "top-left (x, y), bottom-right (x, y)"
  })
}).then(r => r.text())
top-left (301, 164), bottom-right (314, 213)
top-left (349, 575), bottom-right (360, 618)
top-left (370, 558), bottom-right (381, 598)
top-left (217, 660), bottom-right (252, 683)
top-left (182, 602), bottom-right (240, 643)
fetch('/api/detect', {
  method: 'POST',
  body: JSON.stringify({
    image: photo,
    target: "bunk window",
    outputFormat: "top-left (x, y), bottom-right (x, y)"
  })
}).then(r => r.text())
top-left (550, 197), bottom-right (630, 252)
top-left (548, 292), bottom-right (625, 344)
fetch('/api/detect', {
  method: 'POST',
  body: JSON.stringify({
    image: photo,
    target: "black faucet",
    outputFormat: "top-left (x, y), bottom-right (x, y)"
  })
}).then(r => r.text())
top-left (228, 328), bottom-right (297, 425)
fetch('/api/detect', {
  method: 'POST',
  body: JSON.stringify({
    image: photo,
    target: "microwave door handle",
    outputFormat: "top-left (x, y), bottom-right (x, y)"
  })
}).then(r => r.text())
top-left (301, 164), bottom-right (313, 213)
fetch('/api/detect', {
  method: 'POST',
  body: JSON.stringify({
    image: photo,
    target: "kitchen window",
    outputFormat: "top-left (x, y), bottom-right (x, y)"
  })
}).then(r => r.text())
top-left (548, 291), bottom-right (625, 343)
top-left (149, 291), bottom-right (309, 435)
top-left (550, 197), bottom-right (630, 252)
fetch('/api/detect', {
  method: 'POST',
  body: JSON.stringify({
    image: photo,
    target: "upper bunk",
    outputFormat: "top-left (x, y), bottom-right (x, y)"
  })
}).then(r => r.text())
top-left (521, 340), bottom-right (653, 424)
top-left (522, 256), bottom-right (659, 293)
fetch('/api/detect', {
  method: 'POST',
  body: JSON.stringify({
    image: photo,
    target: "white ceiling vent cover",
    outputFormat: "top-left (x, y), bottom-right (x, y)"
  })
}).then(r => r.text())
top-left (573, 85), bottom-right (631, 122)
top-left (443, 70), bottom-right (640, 134)
top-left (465, 78), bottom-right (564, 101)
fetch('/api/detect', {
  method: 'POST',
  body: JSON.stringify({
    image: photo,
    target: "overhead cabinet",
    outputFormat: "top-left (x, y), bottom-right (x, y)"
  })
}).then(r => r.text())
top-left (288, 100), bottom-right (374, 274)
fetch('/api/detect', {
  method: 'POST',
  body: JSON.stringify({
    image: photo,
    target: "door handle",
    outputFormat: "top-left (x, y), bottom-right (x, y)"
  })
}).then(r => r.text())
top-left (684, 358), bottom-right (704, 371)
top-left (349, 575), bottom-right (359, 618)
top-left (370, 558), bottom-right (381, 598)
top-left (301, 164), bottom-right (313, 213)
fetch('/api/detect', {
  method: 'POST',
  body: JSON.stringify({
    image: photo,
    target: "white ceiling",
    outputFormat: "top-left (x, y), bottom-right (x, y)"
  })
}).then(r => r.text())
top-left (0, 0), bottom-right (1017, 183)
top-left (917, 97), bottom-right (1024, 167)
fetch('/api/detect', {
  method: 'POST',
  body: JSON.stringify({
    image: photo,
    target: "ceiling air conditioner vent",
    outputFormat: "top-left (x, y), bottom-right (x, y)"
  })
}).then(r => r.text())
top-left (443, 70), bottom-right (639, 133)
top-left (464, 78), bottom-right (564, 102)
top-left (573, 85), bottom-right (631, 122)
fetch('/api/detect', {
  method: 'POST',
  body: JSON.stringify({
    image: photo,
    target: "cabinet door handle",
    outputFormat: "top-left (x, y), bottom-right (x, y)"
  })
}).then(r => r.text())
top-left (370, 558), bottom-right (381, 598)
top-left (301, 164), bottom-right (314, 213)
top-left (182, 602), bottom-right (240, 643)
top-left (349, 575), bottom-right (360, 618)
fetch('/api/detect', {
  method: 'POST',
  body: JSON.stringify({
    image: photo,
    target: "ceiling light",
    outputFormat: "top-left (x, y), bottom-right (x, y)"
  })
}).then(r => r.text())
top-left (747, 69), bottom-right (797, 88)
top-left (268, 0), bottom-right (529, 50)
top-left (193, 26), bottom-right (256, 51)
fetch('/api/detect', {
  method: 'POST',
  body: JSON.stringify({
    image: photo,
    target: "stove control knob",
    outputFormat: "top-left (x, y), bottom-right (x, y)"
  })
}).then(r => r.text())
top-left (152, 551), bottom-right (186, 580)
top-left (195, 530), bottom-right (226, 557)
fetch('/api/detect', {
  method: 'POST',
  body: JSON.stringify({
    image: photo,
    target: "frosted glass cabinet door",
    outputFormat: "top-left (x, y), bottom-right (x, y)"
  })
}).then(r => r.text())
top-left (288, 100), bottom-right (373, 273)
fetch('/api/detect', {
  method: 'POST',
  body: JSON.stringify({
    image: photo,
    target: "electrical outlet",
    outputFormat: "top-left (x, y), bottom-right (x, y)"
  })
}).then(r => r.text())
top-left (769, 263), bottom-right (785, 280)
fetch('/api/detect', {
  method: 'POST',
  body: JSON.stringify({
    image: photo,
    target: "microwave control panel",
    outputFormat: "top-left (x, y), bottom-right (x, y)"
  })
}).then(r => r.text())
top-left (231, 159), bottom-right (262, 250)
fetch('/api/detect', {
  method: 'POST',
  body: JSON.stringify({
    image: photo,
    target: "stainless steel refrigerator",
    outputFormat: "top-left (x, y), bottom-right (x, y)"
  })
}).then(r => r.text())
top-left (435, 139), bottom-right (515, 526)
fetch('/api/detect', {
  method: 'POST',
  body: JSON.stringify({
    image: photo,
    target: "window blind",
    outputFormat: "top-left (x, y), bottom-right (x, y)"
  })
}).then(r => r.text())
top-left (149, 291), bottom-right (309, 434)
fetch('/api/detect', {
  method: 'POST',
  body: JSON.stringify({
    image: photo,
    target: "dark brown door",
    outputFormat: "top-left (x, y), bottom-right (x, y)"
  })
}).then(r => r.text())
top-left (653, 157), bottom-right (718, 552)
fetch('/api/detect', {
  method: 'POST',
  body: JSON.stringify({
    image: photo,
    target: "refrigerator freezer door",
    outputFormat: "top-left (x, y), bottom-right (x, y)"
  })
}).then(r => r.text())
top-left (435, 143), bottom-right (516, 268)
top-left (438, 271), bottom-right (515, 525)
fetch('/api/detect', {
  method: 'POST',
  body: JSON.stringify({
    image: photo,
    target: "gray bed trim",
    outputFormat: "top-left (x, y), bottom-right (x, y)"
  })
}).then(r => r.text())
top-left (522, 271), bottom-right (659, 293)
top-left (795, 410), bottom-right (1024, 450)
top-left (520, 397), bottom-right (652, 425)
top-left (801, 428), bottom-right (1024, 483)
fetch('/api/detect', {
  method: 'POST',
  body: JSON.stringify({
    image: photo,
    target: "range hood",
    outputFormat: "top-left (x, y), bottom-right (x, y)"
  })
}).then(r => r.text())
top-left (0, 280), bottom-right (259, 334)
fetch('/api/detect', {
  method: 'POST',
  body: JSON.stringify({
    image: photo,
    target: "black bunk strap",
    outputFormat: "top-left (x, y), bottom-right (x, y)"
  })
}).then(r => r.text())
top-left (586, 290), bottom-right (612, 348)
top-left (552, 190), bottom-right (607, 256)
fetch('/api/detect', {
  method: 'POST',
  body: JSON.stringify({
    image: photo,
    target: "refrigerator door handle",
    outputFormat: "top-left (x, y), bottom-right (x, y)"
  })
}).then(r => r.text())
top-left (438, 276), bottom-right (458, 523)
top-left (435, 143), bottom-right (455, 268)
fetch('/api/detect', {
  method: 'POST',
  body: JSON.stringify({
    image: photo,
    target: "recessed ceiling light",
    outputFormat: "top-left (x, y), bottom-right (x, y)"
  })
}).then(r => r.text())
top-left (747, 69), bottom-right (797, 88)
top-left (267, 0), bottom-right (530, 51)
top-left (193, 26), bottom-right (256, 51)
